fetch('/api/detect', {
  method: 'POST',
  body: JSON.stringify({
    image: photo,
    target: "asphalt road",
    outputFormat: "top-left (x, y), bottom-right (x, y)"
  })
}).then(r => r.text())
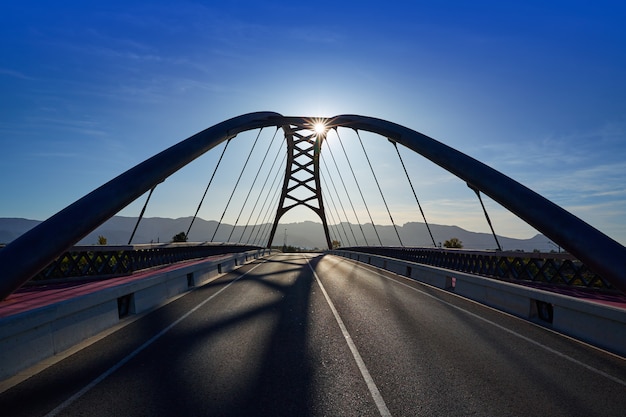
top-left (2, 253), bottom-right (625, 416)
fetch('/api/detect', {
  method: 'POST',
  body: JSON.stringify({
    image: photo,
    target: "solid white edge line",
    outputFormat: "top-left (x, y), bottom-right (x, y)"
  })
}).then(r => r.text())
top-left (44, 258), bottom-right (270, 417)
top-left (304, 255), bottom-right (392, 417)
top-left (344, 256), bottom-right (626, 388)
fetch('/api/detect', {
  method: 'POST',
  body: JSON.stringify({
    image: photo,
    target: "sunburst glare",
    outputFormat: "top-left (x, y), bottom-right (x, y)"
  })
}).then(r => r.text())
top-left (311, 119), bottom-right (328, 137)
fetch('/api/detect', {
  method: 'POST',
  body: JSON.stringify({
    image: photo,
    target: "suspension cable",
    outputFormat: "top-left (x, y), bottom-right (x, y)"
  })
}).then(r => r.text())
top-left (128, 186), bottom-right (156, 244)
top-left (186, 139), bottom-right (231, 239)
top-left (324, 205), bottom-right (340, 248)
top-left (227, 128), bottom-right (280, 242)
top-left (321, 153), bottom-right (359, 245)
top-left (325, 131), bottom-right (369, 245)
top-left (245, 152), bottom-right (286, 244)
top-left (327, 221), bottom-right (339, 247)
top-left (239, 133), bottom-right (285, 243)
top-left (257, 179), bottom-right (284, 246)
top-left (324, 189), bottom-right (349, 248)
top-left (322, 193), bottom-right (340, 245)
top-left (468, 184), bottom-right (503, 251)
top-left (355, 130), bottom-right (403, 246)
top-left (252, 151), bottom-right (287, 245)
top-left (320, 175), bottom-right (352, 246)
top-left (333, 129), bottom-right (379, 245)
top-left (391, 140), bottom-right (437, 247)
top-left (320, 176), bottom-right (351, 246)
top-left (211, 128), bottom-right (264, 242)
top-left (250, 152), bottom-right (287, 245)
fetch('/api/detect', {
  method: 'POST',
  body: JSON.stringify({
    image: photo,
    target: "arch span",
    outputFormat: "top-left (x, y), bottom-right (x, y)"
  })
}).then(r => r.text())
top-left (0, 112), bottom-right (624, 298)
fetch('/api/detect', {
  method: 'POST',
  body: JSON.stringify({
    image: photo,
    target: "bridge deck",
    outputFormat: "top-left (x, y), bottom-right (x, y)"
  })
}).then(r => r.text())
top-left (2, 253), bottom-right (625, 416)
top-left (1, 256), bottom-right (625, 320)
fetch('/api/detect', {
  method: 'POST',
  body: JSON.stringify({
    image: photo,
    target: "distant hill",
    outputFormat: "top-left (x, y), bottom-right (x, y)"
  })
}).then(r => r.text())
top-left (0, 216), bottom-right (552, 252)
top-left (0, 218), bottom-right (42, 244)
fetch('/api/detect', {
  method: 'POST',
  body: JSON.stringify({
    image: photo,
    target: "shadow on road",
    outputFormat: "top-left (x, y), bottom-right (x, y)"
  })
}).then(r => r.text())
top-left (0, 254), bottom-right (327, 417)
top-left (124, 253), bottom-right (323, 416)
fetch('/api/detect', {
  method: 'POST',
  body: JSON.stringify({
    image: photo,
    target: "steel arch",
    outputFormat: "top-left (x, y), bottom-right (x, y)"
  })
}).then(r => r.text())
top-left (0, 112), bottom-right (625, 299)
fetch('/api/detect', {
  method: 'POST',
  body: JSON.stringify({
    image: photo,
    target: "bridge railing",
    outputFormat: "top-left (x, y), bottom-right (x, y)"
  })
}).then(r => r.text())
top-left (14, 243), bottom-right (263, 284)
top-left (342, 246), bottom-right (617, 292)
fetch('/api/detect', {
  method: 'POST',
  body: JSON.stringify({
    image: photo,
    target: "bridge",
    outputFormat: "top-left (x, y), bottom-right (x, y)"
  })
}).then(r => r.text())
top-left (1, 113), bottom-right (625, 415)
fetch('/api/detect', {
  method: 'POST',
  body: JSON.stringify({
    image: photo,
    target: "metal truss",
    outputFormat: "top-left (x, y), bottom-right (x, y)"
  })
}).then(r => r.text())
top-left (28, 244), bottom-right (260, 283)
top-left (267, 124), bottom-right (332, 249)
top-left (345, 246), bottom-right (614, 291)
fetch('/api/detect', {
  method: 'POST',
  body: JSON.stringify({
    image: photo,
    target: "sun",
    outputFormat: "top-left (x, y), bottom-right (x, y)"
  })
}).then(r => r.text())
top-left (312, 119), bottom-right (327, 136)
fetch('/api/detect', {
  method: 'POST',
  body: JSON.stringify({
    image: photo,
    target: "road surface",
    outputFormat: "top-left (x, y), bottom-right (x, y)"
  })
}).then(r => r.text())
top-left (2, 253), bottom-right (625, 416)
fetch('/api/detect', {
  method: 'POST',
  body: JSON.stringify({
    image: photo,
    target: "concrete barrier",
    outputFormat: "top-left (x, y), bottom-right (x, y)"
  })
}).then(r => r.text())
top-left (0, 249), bottom-right (272, 382)
top-left (330, 250), bottom-right (626, 357)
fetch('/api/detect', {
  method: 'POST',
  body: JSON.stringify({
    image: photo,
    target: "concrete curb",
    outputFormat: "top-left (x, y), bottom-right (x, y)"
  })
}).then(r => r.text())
top-left (330, 250), bottom-right (626, 357)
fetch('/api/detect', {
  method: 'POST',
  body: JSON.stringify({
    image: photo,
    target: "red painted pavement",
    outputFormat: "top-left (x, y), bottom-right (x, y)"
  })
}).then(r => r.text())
top-left (0, 255), bottom-right (232, 319)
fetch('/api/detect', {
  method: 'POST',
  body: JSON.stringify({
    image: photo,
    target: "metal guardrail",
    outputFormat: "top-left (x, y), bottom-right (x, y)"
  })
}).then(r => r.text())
top-left (343, 246), bottom-right (617, 292)
top-left (22, 243), bottom-right (262, 283)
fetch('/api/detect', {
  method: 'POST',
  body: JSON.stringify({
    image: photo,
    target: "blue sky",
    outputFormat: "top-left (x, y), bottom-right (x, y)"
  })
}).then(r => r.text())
top-left (1, 0), bottom-right (625, 245)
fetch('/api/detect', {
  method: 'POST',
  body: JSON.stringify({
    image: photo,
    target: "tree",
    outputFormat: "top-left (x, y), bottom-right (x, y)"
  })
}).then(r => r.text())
top-left (332, 239), bottom-right (341, 249)
top-left (277, 244), bottom-right (299, 253)
top-left (172, 232), bottom-right (188, 243)
top-left (443, 237), bottom-right (463, 248)
top-left (97, 235), bottom-right (107, 245)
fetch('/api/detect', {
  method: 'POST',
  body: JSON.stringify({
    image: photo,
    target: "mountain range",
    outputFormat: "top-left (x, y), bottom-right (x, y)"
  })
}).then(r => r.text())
top-left (0, 216), bottom-right (553, 252)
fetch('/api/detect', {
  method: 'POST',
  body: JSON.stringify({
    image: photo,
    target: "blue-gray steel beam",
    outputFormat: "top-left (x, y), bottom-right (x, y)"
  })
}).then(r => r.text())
top-left (1, 112), bottom-right (625, 299)
top-left (0, 112), bottom-right (283, 300)
top-left (316, 115), bottom-right (626, 293)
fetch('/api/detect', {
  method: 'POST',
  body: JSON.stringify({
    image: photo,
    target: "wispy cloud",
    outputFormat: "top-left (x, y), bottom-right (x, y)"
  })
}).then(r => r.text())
top-left (479, 121), bottom-right (626, 168)
top-left (284, 27), bottom-right (342, 45)
top-left (0, 67), bottom-right (35, 80)
top-left (28, 151), bottom-right (80, 159)
top-left (22, 115), bottom-right (108, 137)
top-left (532, 161), bottom-right (626, 200)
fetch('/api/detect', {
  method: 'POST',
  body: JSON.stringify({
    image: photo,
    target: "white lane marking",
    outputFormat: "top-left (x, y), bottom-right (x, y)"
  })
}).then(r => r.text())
top-left (346, 258), bottom-right (626, 388)
top-left (44, 259), bottom-right (269, 417)
top-left (305, 255), bottom-right (392, 417)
